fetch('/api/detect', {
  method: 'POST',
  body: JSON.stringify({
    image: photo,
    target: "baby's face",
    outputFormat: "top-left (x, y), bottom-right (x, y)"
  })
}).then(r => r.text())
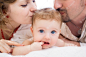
top-left (32, 19), bottom-right (61, 49)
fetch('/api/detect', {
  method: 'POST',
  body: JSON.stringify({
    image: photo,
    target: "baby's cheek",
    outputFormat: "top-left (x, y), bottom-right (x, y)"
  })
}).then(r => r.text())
top-left (33, 37), bottom-right (40, 42)
top-left (51, 40), bottom-right (57, 46)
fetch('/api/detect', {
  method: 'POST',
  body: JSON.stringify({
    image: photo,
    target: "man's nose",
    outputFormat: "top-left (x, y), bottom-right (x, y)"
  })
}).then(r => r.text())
top-left (54, 0), bottom-right (62, 9)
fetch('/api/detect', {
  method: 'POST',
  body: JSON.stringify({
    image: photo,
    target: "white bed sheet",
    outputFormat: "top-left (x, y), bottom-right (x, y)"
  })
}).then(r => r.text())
top-left (0, 46), bottom-right (86, 57)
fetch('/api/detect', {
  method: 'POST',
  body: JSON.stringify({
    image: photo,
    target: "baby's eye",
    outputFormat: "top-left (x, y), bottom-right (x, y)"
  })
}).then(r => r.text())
top-left (51, 30), bottom-right (56, 34)
top-left (33, 0), bottom-right (35, 2)
top-left (21, 4), bottom-right (27, 7)
top-left (39, 30), bottom-right (44, 33)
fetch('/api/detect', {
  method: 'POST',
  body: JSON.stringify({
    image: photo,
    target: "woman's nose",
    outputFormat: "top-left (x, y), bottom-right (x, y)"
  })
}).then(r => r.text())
top-left (30, 3), bottom-right (37, 12)
top-left (54, 0), bottom-right (62, 9)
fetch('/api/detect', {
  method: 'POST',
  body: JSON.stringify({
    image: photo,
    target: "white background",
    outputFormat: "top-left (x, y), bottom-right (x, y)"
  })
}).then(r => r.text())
top-left (35, 0), bottom-right (54, 9)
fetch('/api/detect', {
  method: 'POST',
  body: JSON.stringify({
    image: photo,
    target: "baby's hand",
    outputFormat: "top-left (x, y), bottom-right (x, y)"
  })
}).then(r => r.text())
top-left (30, 42), bottom-right (43, 51)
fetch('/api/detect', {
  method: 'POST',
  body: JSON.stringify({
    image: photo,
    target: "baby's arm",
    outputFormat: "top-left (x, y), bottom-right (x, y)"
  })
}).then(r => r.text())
top-left (12, 45), bottom-right (31, 55)
top-left (59, 35), bottom-right (80, 46)
top-left (12, 42), bottom-right (43, 55)
top-left (55, 39), bottom-right (77, 47)
top-left (22, 38), bottom-right (34, 45)
top-left (12, 39), bottom-right (33, 55)
top-left (65, 43), bottom-right (78, 46)
top-left (55, 35), bottom-right (79, 47)
top-left (55, 39), bottom-right (65, 47)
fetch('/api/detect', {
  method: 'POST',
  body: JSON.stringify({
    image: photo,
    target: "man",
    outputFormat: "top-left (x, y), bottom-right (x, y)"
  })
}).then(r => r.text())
top-left (54, 0), bottom-right (86, 46)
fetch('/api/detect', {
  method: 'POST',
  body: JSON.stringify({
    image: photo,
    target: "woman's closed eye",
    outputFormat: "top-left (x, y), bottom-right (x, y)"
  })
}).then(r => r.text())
top-left (21, 4), bottom-right (27, 7)
top-left (51, 30), bottom-right (56, 34)
top-left (39, 30), bottom-right (44, 33)
top-left (21, 0), bottom-right (35, 7)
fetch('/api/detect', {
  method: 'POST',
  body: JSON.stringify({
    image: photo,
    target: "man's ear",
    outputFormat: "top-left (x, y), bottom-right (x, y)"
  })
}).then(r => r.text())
top-left (30, 26), bottom-right (33, 34)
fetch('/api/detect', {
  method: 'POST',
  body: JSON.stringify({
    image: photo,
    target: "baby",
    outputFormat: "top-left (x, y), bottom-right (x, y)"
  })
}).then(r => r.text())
top-left (12, 8), bottom-right (65, 55)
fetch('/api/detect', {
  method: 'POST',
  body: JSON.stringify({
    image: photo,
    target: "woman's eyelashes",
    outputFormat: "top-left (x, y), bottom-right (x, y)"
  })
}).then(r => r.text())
top-left (21, 0), bottom-right (35, 7)
top-left (21, 4), bottom-right (27, 7)
top-left (51, 30), bottom-right (56, 34)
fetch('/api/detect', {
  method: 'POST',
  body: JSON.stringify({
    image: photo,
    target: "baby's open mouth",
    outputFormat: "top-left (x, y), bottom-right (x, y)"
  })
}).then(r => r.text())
top-left (44, 42), bottom-right (49, 44)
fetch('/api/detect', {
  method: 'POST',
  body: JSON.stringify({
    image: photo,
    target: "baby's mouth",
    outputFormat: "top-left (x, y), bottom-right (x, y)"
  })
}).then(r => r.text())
top-left (44, 42), bottom-right (49, 45)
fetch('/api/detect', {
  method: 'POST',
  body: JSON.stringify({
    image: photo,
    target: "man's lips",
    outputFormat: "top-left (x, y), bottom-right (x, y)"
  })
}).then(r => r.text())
top-left (59, 10), bottom-right (66, 15)
top-left (60, 12), bottom-right (65, 15)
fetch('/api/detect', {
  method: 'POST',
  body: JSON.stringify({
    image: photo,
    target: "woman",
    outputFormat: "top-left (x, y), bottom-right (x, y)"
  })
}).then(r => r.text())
top-left (0, 0), bottom-right (37, 53)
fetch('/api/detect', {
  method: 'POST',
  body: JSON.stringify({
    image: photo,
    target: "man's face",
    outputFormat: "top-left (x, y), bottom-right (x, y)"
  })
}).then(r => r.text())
top-left (54, 0), bottom-right (85, 22)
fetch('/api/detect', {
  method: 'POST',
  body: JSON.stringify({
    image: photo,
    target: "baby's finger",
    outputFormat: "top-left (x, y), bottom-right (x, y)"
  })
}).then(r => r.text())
top-left (39, 42), bottom-right (44, 45)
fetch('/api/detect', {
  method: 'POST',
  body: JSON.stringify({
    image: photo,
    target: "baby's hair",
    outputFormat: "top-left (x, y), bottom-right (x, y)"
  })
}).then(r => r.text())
top-left (32, 8), bottom-right (62, 27)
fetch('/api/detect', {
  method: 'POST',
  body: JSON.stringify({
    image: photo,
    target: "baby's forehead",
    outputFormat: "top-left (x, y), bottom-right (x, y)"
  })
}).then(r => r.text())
top-left (34, 18), bottom-right (60, 23)
top-left (34, 19), bottom-right (60, 25)
top-left (33, 19), bottom-right (61, 30)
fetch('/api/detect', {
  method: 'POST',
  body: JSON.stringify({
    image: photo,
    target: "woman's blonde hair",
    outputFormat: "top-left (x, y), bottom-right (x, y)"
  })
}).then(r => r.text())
top-left (0, 0), bottom-right (16, 38)
top-left (32, 8), bottom-right (62, 27)
top-left (0, 0), bottom-right (16, 29)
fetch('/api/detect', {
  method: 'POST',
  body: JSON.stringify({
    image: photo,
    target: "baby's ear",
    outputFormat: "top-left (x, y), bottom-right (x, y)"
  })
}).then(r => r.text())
top-left (59, 29), bottom-right (61, 33)
top-left (30, 26), bottom-right (33, 34)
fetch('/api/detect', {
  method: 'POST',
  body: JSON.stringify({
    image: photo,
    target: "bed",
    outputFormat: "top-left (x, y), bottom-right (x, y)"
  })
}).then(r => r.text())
top-left (0, 46), bottom-right (86, 57)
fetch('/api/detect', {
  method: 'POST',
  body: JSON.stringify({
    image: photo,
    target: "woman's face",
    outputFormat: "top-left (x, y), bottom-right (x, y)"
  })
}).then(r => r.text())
top-left (7, 0), bottom-right (37, 24)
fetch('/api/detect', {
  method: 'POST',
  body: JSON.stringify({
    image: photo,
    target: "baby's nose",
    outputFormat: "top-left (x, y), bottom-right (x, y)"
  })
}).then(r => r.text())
top-left (44, 33), bottom-right (50, 40)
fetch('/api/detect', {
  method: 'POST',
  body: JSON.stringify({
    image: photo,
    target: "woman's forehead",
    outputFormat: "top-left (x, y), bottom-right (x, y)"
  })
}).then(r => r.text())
top-left (16, 0), bottom-right (27, 2)
top-left (16, 0), bottom-right (31, 2)
top-left (14, 0), bottom-right (31, 4)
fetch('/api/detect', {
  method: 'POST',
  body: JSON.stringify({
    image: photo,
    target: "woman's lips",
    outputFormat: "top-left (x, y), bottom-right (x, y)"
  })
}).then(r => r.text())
top-left (29, 16), bottom-right (33, 18)
top-left (30, 16), bottom-right (33, 17)
top-left (30, 15), bottom-right (33, 17)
